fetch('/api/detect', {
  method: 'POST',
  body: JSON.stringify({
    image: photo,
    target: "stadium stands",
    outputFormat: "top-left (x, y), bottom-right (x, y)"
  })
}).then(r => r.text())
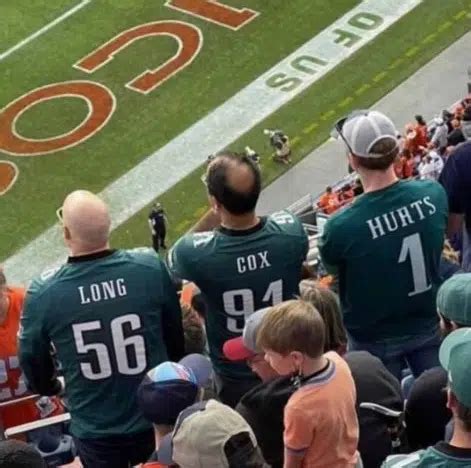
top-left (0, 89), bottom-right (470, 468)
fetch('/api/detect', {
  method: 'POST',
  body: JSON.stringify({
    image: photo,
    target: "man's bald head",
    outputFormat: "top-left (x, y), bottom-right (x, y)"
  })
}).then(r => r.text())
top-left (62, 190), bottom-right (111, 253)
top-left (206, 152), bottom-right (261, 215)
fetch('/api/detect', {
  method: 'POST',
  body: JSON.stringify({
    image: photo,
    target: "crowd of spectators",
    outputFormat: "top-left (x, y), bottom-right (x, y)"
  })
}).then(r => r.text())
top-left (0, 93), bottom-right (471, 468)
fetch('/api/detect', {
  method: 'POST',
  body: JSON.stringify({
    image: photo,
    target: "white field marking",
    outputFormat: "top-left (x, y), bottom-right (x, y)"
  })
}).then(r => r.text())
top-left (0, 161), bottom-right (19, 196)
top-left (163, 0), bottom-right (259, 32)
top-left (73, 21), bottom-right (203, 96)
top-left (0, 0), bottom-right (91, 62)
top-left (3, 0), bottom-right (422, 284)
top-left (0, 81), bottom-right (117, 156)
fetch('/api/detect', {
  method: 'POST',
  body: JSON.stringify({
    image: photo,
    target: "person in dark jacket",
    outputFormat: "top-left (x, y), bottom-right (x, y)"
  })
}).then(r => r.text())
top-left (148, 203), bottom-right (168, 253)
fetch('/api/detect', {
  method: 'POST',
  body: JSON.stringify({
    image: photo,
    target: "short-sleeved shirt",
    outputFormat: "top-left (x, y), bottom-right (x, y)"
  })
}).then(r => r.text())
top-left (439, 142), bottom-right (471, 229)
top-left (284, 352), bottom-right (359, 468)
top-left (382, 442), bottom-right (471, 467)
top-left (168, 212), bottom-right (308, 379)
top-left (319, 179), bottom-right (448, 342)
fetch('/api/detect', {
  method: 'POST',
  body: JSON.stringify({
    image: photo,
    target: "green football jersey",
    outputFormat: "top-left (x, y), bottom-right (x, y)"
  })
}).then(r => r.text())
top-left (168, 211), bottom-right (309, 378)
top-left (382, 443), bottom-right (471, 467)
top-left (319, 179), bottom-right (448, 342)
top-left (19, 249), bottom-right (183, 439)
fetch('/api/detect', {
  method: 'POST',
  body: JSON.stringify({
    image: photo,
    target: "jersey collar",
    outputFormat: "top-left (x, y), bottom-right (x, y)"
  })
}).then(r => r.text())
top-left (218, 217), bottom-right (266, 237)
top-left (68, 249), bottom-right (116, 263)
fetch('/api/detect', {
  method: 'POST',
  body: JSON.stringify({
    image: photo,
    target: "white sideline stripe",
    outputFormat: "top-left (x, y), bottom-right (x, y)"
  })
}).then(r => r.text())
top-left (3, 0), bottom-right (421, 284)
top-left (0, 0), bottom-right (91, 62)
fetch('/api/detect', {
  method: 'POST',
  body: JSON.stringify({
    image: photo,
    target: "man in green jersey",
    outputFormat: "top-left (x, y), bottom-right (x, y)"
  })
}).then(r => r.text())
top-left (319, 110), bottom-right (448, 379)
top-left (19, 191), bottom-right (184, 468)
top-left (382, 328), bottom-right (471, 467)
top-left (168, 152), bottom-right (308, 407)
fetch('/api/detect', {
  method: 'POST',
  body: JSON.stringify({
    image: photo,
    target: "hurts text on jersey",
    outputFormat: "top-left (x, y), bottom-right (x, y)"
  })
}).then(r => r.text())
top-left (366, 196), bottom-right (437, 240)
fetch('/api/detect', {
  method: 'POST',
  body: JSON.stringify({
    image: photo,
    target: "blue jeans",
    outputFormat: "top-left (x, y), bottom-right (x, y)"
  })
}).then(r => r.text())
top-left (348, 328), bottom-right (441, 381)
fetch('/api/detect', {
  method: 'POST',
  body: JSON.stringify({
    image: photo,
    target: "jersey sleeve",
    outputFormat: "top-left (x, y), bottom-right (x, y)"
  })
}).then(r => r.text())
top-left (439, 156), bottom-right (463, 214)
top-left (18, 280), bottom-right (62, 396)
top-left (159, 261), bottom-right (185, 362)
top-left (167, 235), bottom-right (197, 281)
top-left (283, 402), bottom-right (315, 454)
top-left (318, 216), bottom-right (342, 275)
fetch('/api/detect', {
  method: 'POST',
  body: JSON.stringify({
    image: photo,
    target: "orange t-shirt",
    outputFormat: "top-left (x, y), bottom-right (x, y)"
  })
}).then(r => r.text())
top-left (284, 352), bottom-right (359, 468)
top-left (0, 287), bottom-right (61, 430)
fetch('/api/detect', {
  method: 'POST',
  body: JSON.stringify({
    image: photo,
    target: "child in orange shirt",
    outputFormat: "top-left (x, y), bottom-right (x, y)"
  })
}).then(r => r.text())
top-left (257, 300), bottom-right (359, 468)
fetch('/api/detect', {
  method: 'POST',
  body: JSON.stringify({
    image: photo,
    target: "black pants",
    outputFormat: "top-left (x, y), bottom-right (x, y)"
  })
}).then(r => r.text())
top-left (214, 372), bottom-right (260, 408)
top-left (74, 429), bottom-right (155, 468)
top-left (152, 229), bottom-right (166, 252)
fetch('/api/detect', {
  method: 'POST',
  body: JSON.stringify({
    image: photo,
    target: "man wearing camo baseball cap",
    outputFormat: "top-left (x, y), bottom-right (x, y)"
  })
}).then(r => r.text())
top-left (319, 110), bottom-right (448, 380)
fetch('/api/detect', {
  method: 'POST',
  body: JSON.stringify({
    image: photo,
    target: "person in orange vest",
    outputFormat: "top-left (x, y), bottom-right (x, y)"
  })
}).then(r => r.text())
top-left (317, 186), bottom-right (339, 214)
top-left (0, 268), bottom-right (62, 432)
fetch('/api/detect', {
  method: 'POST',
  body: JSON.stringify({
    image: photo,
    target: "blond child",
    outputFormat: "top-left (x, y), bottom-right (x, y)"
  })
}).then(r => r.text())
top-left (257, 300), bottom-right (359, 468)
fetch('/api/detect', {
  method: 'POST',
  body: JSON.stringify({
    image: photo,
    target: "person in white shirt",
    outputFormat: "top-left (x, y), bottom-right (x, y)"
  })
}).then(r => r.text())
top-left (418, 155), bottom-right (436, 180)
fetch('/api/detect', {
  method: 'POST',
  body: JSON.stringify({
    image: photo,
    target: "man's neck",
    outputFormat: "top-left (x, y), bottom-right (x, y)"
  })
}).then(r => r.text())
top-left (220, 212), bottom-right (259, 231)
top-left (300, 355), bottom-right (328, 377)
top-left (450, 424), bottom-right (471, 449)
top-left (358, 167), bottom-right (399, 193)
top-left (69, 243), bottom-right (110, 257)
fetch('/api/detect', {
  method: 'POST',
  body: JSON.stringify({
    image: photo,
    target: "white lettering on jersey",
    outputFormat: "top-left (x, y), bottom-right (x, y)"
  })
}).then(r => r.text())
top-left (366, 197), bottom-right (438, 240)
top-left (79, 278), bottom-right (127, 305)
top-left (236, 251), bottom-right (271, 274)
top-left (193, 232), bottom-right (214, 248)
top-left (271, 211), bottom-right (295, 225)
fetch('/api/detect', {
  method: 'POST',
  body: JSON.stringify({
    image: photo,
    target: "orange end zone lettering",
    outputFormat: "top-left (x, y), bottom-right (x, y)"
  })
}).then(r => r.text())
top-left (165, 0), bottom-right (259, 30)
top-left (74, 21), bottom-right (203, 95)
top-left (0, 161), bottom-right (19, 195)
top-left (0, 81), bottom-right (115, 156)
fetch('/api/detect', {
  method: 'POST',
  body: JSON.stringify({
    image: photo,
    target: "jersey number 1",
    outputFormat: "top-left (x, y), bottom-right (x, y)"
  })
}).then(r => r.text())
top-left (223, 279), bottom-right (283, 333)
top-left (398, 233), bottom-right (432, 297)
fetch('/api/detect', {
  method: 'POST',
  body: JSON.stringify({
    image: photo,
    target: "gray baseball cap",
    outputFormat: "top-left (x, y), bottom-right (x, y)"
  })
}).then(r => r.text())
top-left (340, 110), bottom-right (399, 158)
top-left (222, 307), bottom-right (270, 361)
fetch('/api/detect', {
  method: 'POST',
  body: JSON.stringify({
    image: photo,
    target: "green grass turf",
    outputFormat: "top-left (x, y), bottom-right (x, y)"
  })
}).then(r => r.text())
top-left (0, 0), bottom-right (78, 51)
top-left (110, 0), bottom-right (471, 250)
top-left (0, 0), bottom-right (358, 260)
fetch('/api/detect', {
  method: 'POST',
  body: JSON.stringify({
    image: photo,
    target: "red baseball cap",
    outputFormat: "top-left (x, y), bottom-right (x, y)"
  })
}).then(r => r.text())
top-left (222, 308), bottom-right (270, 361)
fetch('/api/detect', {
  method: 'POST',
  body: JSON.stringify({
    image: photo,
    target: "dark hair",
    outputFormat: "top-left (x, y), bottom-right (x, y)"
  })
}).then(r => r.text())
top-left (0, 440), bottom-right (46, 468)
top-left (455, 397), bottom-right (471, 432)
top-left (206, 152), bottom-right (261, 215)
top-left (354, 138), bottom-right (399, 171)
top-left (415, 115), bottom-right (426, 126)
top-left (181, 303), bottom-right (206, 355)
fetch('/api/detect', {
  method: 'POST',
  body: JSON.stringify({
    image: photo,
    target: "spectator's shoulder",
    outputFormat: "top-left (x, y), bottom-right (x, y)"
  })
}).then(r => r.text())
top-left (266, 210), bottom-right (306, 237)
top-left (123, 247), bottom-right (163, 268)
top-left (381, 451), bottom-right (424, 467)
top-left (173, 231), bottom-right (216, 256)
top-left (27, 265), bottom-right (65, 299)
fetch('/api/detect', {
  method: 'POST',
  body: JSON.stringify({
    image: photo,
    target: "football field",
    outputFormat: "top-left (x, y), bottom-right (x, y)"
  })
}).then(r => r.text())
top-left (1, 0), bottom-right (470, 284)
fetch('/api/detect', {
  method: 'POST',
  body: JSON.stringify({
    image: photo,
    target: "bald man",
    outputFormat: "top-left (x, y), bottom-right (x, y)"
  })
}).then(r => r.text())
top-left (168, 153), bottom-right (308, 407)
top-left (19, 190), bottom-right (184, 468)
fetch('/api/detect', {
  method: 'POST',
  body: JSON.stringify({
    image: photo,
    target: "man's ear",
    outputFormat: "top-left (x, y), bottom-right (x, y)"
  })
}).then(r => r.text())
top-left (347, 153), bottom-right (358, 171)
top-left (208, 194), bottom-right (220, 214)
top-left (447, 388), bottom-right (456, 411)
top-left (63, 226), bottom-right (72, 242)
